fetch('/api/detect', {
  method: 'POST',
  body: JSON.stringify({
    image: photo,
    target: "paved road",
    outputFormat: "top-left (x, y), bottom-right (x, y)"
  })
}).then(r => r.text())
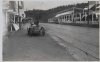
top-left (3, 23), bottom-right (99, 61)
top-left (3, 23), bottom-right (76, 61)
top-left (41, 23), bottom-right (99, 61)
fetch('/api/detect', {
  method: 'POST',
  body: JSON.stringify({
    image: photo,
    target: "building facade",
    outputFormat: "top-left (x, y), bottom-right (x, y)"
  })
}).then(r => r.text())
top-left (3, 1), bottom-right (25, 34)
top-left (48, 1), bottom-right (99, 25)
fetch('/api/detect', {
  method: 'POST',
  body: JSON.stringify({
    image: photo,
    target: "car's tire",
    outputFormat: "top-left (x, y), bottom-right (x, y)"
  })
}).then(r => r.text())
top-left (42, 28), bottom-right (45, 36)
top-left (28, 28), bottom-right (32, 36)
top-left (28, 30), bottom-right (30, 36)
top-left (40, 27), bottom-right (45, 36)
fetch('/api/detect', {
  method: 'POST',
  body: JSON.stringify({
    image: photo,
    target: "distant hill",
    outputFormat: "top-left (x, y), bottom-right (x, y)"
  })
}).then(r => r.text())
top-left (24, 2), bottom-right (88, 22)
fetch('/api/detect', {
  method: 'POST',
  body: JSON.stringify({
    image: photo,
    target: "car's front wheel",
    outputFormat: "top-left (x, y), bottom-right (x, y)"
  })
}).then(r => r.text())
top-left (28, 28), bottom-right (32, 36)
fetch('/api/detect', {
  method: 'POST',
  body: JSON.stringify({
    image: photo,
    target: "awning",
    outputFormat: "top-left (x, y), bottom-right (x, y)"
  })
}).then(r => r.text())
top-left (7, 10), bottom-right (18, 15)
top-left (89, 4), bottom-right (95, 9)
top-left (96, 5), bottom-right (100, 9)
top-left (84, 8), bottom-right (88, 10)
top-left (13, 24), bottom-right (19, 31)
top-left (55, 11), bottom-right (73, 17)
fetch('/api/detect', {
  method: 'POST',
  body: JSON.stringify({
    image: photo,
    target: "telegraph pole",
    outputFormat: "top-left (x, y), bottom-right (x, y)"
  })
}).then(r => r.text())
top-left (87, 1), bottom-right (89, 25)
top-left (18, 1), bottom-right (21, 30)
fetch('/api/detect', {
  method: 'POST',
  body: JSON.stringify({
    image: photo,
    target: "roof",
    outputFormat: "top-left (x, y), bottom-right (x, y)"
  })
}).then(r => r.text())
top-left (55, 11), bottom-right (73, 17)
top-left (57, 8), bottom-right (73, 14)
top-left (84, 8), bottom-right (88, 10)
top-left (55, 7), bottom-right (84, 17)
top-left (96, 5), bottom-right (100, 9)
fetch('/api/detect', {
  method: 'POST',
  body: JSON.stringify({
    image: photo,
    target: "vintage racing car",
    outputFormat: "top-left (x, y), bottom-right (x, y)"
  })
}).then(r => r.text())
top-left (27, 23), bottom-right (45, 36)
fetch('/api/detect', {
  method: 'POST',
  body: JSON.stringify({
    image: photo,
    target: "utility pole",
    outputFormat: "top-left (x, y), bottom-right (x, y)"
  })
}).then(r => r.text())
top-left (18, 1), bottom-right (21, 30)
top-left (87, 1), bottom-right (90, 25)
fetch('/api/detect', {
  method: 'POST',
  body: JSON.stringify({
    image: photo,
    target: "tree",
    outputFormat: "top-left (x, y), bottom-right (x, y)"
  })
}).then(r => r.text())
top-left (24, 2), bottom-right (88, 22)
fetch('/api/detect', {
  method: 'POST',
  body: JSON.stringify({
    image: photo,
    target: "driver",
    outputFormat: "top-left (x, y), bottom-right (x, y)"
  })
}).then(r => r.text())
top-left (34, 20), bottom-right (39, 26)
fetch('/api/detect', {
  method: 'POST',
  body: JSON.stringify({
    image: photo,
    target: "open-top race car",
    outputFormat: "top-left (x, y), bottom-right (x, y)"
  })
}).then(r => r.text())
top-left (27, 23), bottom-right (45, 36)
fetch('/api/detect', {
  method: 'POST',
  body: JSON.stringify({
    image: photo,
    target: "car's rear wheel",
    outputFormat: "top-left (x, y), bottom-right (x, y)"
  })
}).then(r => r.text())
top-left (40, 27), bottom-right (45, 36)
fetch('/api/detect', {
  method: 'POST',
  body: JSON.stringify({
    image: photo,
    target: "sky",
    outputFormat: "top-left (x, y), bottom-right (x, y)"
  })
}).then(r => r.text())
top-left (24, 0), bottom-right (89, 10)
